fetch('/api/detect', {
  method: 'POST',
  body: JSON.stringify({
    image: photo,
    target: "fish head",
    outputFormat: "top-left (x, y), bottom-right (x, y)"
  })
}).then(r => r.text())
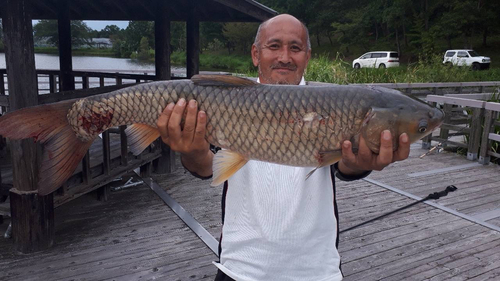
top-left (360, 94), bottom-right (444, 153)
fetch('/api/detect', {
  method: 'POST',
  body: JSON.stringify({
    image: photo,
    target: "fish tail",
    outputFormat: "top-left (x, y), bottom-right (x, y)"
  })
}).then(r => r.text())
top-left (0, 100), bottom-right (93, 195)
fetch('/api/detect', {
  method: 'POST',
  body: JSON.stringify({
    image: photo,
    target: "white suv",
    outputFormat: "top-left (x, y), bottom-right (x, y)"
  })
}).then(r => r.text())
top-left (352, 51), bottom-right (400, 69)
top-left (442, 50), bottom-right (491, 70)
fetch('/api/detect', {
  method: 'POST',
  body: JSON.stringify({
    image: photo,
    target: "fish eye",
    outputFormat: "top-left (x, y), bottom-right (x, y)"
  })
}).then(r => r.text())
top-left (418, 126), bottom-right (427, 133)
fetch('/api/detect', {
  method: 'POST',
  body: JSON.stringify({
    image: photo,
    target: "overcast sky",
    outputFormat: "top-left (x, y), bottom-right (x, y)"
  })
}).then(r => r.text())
top-left (32, 20), bottom-right (130, 31)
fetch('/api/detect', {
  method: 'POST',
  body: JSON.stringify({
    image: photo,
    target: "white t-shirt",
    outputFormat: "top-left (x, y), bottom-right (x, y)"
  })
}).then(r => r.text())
top-left (213, 77), bottom-right (342, 281)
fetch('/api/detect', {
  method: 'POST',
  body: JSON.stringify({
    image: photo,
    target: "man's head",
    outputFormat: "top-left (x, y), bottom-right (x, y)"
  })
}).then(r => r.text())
top-left (252, 14), bottom-right (311, 85)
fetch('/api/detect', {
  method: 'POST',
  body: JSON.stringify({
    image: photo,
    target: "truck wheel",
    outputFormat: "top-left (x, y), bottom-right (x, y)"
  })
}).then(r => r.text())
top-left (379, 63), bottom-right (386, 69)
top-left (354, 63), bottom-right (360, 69)
top-left (472, 63), bottom-right (480, 70)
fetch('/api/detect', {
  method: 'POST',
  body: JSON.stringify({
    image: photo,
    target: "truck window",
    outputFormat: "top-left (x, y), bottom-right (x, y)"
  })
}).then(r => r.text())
top-left (457, 51), bottom-right (468, 58)
top-left (445, 52), bottom-right (455, 57)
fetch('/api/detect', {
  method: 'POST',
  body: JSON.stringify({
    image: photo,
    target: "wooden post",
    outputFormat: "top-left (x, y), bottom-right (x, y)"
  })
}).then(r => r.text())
top-left (186, 0), bottom-right (199, 79)
top-left (422, 101), bottom-right (436, 149)
top-left (153, 0), bottom-right (175, 174)
top-left (57, 0), bottom-right (75, 91)
top-left (479, 109), bottom-right (494, 164)
top-left (466, 107), bottom-right (483, 161)
top-left (3, 0), bottom-right (54, 252)
top-left (439, 104), bottom-right (452, 146)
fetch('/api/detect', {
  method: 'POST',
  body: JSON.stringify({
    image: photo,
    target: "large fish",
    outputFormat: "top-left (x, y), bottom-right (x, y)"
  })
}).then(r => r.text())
top-left (0, 75), bottom-right (443, 195)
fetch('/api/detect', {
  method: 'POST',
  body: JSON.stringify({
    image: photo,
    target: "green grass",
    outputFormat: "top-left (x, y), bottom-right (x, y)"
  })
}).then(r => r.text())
top-left (34, 47), bottom-right (116, 57)
top-left (303, 54), bottom-right (500, 84)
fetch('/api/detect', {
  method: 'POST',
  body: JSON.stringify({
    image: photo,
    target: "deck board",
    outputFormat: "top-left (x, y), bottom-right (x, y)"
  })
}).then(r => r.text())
top-left (0, 140), bottom-right (500, 280)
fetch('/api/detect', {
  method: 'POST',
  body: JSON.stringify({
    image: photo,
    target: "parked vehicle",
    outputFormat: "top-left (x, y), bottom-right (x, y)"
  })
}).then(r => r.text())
top-left (442, 50), bottom-right (491, 70)
top-left (352, 51), bottom-right (400, 69)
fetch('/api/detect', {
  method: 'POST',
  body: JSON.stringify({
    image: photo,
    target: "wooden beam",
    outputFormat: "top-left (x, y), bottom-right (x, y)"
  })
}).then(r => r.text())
top-left (212, 0), bottom-right (277, 21)
top-left (57, 0), bottom-right (75, 91)
top-left (3, 0), bottom-right (54, 253)
top-left (155, 0), bottom-right (171, 81)
top-left (186, 0), bottom-right (199, 78)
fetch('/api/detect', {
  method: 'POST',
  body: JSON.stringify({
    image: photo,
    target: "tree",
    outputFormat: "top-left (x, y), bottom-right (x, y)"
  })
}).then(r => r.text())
top-left (100, 25), bottom-right (122, 38)
top-left (33, 20), bottom-right (92, 47)
top-left (124, 21), bottom-right (154, 54)
top-left (222, 23), bottom-right (259, 54)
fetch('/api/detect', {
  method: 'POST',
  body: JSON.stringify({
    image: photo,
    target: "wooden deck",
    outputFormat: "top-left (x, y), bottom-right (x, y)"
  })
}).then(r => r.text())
top-left (1, 139), bottom-right (500, 280)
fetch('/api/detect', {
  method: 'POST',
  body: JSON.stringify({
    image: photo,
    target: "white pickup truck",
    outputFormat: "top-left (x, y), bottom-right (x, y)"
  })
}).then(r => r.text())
top-left (442, 49), bottom-right (491, 70)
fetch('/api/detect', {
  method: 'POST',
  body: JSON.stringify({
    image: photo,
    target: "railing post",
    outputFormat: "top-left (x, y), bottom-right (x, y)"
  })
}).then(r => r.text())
top-left (467, 107), bottom-right (483, 161)
top-left (82, 75), bottom-right (89, 89)
top-left (479, 109), bottom-right (495, 164)
top-left (422, 101), bottom-right (437, 149)
top-left (99, 76), bottom-right (105, 87)
top-left (439, 104), bottom-right (453, 146)
top-left (49, 74), bottom-right (57, 93)
top-left (120, 125), bottom-right (128, 166)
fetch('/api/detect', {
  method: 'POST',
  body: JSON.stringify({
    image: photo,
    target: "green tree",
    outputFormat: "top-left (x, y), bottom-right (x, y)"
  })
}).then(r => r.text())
top-left (100, 25), bottom-right (122, 38)
top-left (222, 23), bottom-right (259, 54)
top-left (124, 21), bottom-right (154, 54)
top-left (137, 36), bottom-right (151, 60)
top-left (33, 20), bottom-right (92, 47)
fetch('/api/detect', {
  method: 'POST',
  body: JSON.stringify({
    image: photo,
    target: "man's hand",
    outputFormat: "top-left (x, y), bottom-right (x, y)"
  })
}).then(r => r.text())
top-left (338, 130), bottom-right (410, 176)
top-left (157, 98), bottom-right (213, 177)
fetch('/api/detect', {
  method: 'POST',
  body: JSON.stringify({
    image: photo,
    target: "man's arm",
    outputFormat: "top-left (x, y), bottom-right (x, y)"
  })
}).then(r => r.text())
top-left (157, 98), bottom-right (213, 178)
top-left (338, 130), bottom-right (410, 177)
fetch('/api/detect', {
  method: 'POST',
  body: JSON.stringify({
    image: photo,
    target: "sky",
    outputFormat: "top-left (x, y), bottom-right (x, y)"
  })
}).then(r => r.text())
top-left (32, 20), bottom-right (130, 31)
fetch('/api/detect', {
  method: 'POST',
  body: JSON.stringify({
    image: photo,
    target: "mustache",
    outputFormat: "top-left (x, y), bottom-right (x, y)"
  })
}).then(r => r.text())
top-left (270, 63), bottom-right (297, 71)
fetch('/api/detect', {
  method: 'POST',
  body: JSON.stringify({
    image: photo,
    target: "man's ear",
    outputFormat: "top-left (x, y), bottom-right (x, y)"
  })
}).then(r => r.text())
top-left (305, 48), bottom-right (311, 66)
top-left (251, 44), bottom-right (259, 67)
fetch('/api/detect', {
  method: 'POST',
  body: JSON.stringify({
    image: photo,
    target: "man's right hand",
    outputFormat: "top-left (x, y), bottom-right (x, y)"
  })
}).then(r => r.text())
top-left (157, 98), bottom-right (213, 177)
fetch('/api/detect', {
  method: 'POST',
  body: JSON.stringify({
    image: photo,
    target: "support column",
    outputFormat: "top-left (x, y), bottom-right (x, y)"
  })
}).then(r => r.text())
top-left (3, 0), bottom-right (54, 252)
top-left (58, 0), bottom-right (74, 91)
top-left (186, 0), bottom-right (199, 78)
top-left (154, 0), bottom-right (176, 174)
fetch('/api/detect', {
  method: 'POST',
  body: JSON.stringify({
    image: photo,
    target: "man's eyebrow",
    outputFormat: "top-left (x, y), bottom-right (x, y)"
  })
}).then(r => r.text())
top-left (264, 38), bottom-right (304, 46)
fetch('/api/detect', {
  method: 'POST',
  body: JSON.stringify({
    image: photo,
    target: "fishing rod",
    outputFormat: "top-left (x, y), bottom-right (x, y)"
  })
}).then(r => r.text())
top-left (339, 185), bottom-right (457, 234)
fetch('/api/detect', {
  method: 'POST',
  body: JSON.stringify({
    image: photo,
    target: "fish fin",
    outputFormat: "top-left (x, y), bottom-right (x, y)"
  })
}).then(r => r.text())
top-left (306, 150), bottom-right (343, 179)
top-left (125, 124), bottom-right (160, 156)
top-left (191, 75), bottom-right (257, 87)
top-left (0, 100), bottom-right (95, 195)
top-left (211, 150), bottom-right (248, 186)
top-left (38, 128), bottom-right (93, 195)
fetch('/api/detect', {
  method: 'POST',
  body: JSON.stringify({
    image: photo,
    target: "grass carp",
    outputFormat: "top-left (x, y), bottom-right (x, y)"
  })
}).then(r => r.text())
top-left (0, 75), bottom-right (444, 195)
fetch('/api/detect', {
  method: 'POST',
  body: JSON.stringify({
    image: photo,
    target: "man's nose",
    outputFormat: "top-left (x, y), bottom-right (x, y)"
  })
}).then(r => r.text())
top-left (277, 48), bottom-right (292, 63)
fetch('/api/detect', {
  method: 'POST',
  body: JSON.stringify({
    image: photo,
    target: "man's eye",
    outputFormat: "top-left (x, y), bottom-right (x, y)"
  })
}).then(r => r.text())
top-left (291, 46), bottom-right (302, 52)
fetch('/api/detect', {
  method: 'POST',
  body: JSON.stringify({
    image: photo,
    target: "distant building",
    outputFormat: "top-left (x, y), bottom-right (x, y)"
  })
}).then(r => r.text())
top-left (34, 36), bottom-right (55, 47)
top-left (90, 38), bottom-right (112, 48)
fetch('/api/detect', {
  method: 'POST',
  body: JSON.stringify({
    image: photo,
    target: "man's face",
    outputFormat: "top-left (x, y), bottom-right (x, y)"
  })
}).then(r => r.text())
top-left (252, 17), bottom-right (311, 85)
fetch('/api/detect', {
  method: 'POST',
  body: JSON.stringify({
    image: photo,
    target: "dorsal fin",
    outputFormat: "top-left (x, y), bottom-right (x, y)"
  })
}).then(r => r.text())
top-left (191, 74), bottom-right (257, 87)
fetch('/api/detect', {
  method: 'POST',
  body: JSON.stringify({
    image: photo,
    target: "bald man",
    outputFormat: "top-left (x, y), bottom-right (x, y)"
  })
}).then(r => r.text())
top-left (157, 14), bottom-right (410, 281)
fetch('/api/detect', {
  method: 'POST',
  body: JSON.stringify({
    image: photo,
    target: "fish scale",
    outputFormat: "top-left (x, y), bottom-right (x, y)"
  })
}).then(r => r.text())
top-left (0, 75), bottom-right (444, 195)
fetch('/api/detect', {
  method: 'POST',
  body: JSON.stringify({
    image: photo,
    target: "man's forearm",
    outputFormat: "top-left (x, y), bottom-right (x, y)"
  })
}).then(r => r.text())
top-left (180, 150), bottom-right (214, 178)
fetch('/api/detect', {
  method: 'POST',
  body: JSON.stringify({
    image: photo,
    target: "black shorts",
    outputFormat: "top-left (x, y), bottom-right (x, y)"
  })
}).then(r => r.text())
top-left (214, 270), bottom-right (235, 281)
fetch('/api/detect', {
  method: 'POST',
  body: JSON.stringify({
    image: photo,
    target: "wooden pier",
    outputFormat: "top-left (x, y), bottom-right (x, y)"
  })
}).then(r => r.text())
top-left (1, 138), bottom-right (500, 280)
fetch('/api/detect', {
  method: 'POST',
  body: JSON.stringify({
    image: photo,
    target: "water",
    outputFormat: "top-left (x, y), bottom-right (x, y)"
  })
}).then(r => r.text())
top-left (0, 53), bottom-right (186, 73)
top-left (0, 53), bottom-right (189, 102)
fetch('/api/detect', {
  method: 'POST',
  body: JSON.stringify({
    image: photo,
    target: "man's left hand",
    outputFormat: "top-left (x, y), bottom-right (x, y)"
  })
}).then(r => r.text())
top-left (338, 130), bottom-right (410, 175)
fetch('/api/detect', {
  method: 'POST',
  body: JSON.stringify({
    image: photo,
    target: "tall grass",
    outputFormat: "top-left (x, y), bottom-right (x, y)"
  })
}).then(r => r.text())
top-left (304, 54), bottom-right (500, 84)
top-left (171, 51), bottom-right (254, 73)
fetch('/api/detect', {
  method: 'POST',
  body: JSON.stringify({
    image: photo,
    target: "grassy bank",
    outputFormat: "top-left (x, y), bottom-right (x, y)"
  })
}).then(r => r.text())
top-left (34, 47), bottom-right (116, 57)
top-left (171, 51), bottom-right (254, 73)
top-left (303, 55), bottom-right (500, 84)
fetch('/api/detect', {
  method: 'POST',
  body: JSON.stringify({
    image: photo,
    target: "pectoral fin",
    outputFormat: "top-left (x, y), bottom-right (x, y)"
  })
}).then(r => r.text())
top-left (211, 150), bottom-right (248, 186)
top-left (306, 150), bottom-right (343, 179)
top-left (125, 124), bottom-right (161, 155)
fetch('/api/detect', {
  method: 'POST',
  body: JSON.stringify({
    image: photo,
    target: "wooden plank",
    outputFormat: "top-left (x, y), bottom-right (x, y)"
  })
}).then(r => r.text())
top-left (426, 95), bottom-right (486, 109)
top-left (486, 101), bottom-right (500, 111)
top-left (489, 133), bottom-right (500, 142)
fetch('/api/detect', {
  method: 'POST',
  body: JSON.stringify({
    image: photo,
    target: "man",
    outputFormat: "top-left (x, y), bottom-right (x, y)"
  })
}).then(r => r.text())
top-left (157, 14), bottom-right (410, 281)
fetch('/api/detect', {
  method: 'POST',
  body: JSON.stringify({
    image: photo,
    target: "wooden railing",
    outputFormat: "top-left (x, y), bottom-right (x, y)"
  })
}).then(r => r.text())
top-left (0, 69), bottom-right (174, 208)
top-left (479, 102), bottom-right (500, 164)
